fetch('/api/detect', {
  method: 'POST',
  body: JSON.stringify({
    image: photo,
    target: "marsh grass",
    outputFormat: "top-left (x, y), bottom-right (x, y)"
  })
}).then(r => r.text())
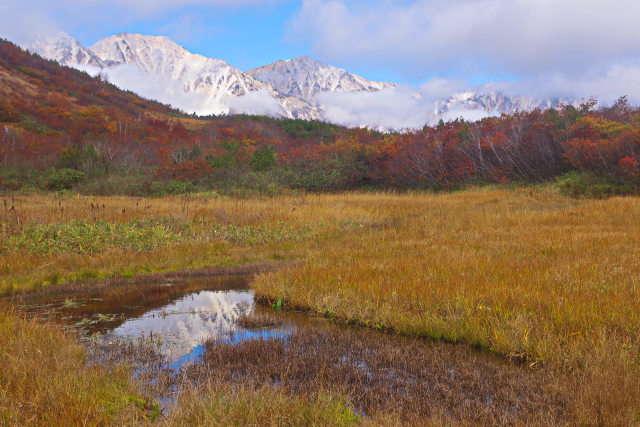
top-left (3, 188), bottom-right (640, 423)
top-left (0, 194), bottom-right (325, 294)
top-left (246, 189), bottom-right (640, 423)
top-left (187, 326), bottom-right (569, 425)
top-left (0, 307), bottom-right (150, 425)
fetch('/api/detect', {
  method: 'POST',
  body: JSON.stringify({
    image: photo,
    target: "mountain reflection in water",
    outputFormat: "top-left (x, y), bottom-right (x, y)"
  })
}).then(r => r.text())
top-left (104, 289), bottom-right (287, 362)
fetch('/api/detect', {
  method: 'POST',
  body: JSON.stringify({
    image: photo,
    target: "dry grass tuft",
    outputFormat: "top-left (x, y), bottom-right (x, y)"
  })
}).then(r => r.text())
top-left (168, 382), bottom-right (360, 427)
top-left (0, 306), bottom-right (150, 425)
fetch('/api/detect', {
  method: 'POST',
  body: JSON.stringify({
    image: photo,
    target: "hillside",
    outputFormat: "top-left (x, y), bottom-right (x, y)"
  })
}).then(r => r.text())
top-left (0, 39), bottom-right (343, 174)
top-left (0, 38), bottom-right (182, 142)
top-left (21, 32), bottom-right (576, 130)
top-left (1, 39), bottom-right (639, 198)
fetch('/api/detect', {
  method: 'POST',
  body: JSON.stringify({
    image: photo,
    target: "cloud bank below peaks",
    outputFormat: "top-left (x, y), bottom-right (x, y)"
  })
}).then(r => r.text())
top-left (78, 64), bottom-right (285, 117)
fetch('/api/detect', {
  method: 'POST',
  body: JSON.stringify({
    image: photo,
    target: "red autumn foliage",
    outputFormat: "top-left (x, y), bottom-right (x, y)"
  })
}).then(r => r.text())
top-left (1, 38), bottom-right (639, 192)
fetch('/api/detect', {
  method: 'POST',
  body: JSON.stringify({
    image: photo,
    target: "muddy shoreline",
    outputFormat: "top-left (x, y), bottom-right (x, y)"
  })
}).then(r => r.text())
top-left (5, 260), bottom-right (292, 300)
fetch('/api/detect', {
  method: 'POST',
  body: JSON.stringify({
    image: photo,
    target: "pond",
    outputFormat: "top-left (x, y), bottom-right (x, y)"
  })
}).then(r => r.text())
top-left (19, 275), bottom-right (290, 366)
top-left (14, 274), bottom-right (568, 423)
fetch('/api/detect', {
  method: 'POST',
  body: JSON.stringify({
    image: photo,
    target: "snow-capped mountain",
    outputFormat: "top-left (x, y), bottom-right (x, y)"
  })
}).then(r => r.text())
top-left (19, 31), bottom-right (578, 130)
top-left (248, 56), bottom-right (396, 104)
top-left (22, 32), bottom-right (400, 121)
top-left (434, 90), bottom-right (576, 118)
top-left (88, 34), bottom-right (318, 118)
top-left (26, 31), bottom-right (105, 68)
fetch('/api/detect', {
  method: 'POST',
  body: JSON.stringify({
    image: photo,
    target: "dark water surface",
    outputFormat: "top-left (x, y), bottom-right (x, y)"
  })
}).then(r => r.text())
top-left (16, 275), bottom-right (568, 423)
top-left (20, 275), bottom-right (290, 366)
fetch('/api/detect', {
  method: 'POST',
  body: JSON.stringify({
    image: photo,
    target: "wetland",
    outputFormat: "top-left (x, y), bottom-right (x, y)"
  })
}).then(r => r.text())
top-left (1, 189), bottom-right (639, 425)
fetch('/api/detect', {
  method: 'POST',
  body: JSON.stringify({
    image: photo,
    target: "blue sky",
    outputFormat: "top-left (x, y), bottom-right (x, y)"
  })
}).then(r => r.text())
top-left (70, 2), bottom-right (313, 75)
top-left (11, 0), bottom-right (406, 83)
top-left (0, 0), bottom-right (519, 85)
top-left (2, 0), bottom-right (640, 105)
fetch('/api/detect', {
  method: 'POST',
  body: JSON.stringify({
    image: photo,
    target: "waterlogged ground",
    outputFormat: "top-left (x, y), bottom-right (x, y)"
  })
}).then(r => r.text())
top-left (17, 276), bottom-right (289, 365)
top-left (15, 274), bottom-right (570, 424)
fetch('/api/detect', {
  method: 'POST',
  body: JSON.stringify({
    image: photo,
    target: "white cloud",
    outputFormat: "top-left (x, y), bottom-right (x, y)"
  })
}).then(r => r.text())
top-left (78, 65), bottom-right (285, 117)
top-left (288, 0), bottom-right (640, 128)
top-left (289, 0), bottom-right (640, 79)
top-left (314, 85), bottom-right (493, 131)
top-left (226, 89), bottom-right (284, 116)
top-left (0, 3), bottom-right (60, 46)
top-left (315, 86), bottom-right (430, 131)
top-left (498, 65), bottom-right (640, 105)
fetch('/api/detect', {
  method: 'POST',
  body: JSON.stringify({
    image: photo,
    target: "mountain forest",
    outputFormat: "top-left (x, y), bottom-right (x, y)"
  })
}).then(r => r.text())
top-left (2, 34), bottom-right (640, 426)
top-left (1, 39), bottom-right (639, 197)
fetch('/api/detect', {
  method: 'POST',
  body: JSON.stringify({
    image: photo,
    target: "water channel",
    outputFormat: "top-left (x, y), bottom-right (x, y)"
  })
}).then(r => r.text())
top-left (13, 274), bottom-right (567, 423)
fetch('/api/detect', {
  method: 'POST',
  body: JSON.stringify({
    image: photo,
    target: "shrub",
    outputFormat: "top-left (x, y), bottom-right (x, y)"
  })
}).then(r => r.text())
top-left (46, 168), bottom-right (86, 191)
top-left (58, 146), bottom-right (81, 169)
top-left (75, 174), bottom-right (149, 196)
top-left (250, 145), bottom-right (277, 172)
top-left (150, 179), bottom-right (196, 196)
top-left (554, 171), bottom-right (635, 198)
top-left (0, 101), bottom-right (19, 122)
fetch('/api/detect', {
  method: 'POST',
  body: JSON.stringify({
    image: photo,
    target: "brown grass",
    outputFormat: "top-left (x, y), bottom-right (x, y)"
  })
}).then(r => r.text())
top-left (0, 307), bottom-right (150, 425)
top-left (187, 325), bottom-right (569, 425)
top-left (2, 188), bottom-right (640, 423)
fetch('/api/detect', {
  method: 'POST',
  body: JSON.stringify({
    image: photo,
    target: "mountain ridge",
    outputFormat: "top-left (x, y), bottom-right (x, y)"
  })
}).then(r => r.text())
top-left (247, 55), bottom-right (396, 104)
top-left (19, 31), bottom-right (576, 130)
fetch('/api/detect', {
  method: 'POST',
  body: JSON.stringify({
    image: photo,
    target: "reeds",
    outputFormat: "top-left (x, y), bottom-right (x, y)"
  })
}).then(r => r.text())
top-left (0, 307), bottom-right (149, 425)
top-left (2, 188), bottom-right (640, 423)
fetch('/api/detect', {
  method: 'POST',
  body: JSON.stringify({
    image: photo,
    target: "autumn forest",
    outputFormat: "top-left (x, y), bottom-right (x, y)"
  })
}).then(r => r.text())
top-left (3, 35), bottom-right (640, 426)
top-left (1, 39), bottom-right (639, 198)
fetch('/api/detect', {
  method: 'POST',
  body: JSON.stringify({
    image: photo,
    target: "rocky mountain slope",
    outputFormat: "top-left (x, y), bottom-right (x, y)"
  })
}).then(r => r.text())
top-left (20, 32), bottom-right (574, 130)
top-left (248, 55), bottom-right (395, 103)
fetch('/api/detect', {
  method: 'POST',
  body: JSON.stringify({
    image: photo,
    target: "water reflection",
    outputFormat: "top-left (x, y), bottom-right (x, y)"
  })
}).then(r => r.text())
top-left (20, 276), bottom-right (291, 365)
top-left (104, 289), bottom-right (286, 362)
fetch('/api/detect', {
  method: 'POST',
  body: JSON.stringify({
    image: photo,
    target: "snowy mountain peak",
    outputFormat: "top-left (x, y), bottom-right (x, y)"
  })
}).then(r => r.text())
top-left (25, 31), bottom-right (105, 68)
top-left (15, 31), bottom-right (574, 131)
top-left (248, 56), bottom-right (396, 103)
top-left (90, 33), bottom-right (204, 72)
top-left (86, 33), bottom-right (318, 119)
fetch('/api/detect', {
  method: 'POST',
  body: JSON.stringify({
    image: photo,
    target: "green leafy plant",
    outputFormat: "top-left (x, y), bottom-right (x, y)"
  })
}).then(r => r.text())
top-left (46, 168), bottom-right (86, 191)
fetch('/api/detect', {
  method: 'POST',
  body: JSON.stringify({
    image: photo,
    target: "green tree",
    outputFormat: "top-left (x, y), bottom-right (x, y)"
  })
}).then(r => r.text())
top-left (250, 145), bottom-right (277, 172)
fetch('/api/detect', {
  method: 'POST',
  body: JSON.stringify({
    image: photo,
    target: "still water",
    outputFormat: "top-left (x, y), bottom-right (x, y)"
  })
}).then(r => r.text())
top-left (21, 275), bottom-right (290, 365)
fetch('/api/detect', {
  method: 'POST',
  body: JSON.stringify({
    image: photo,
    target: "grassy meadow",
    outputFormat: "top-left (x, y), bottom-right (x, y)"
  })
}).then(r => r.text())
top-left (1, 187), bottom-right (640, 424)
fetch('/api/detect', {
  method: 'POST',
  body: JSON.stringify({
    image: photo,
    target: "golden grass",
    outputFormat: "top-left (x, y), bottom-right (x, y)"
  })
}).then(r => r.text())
top-left (248, 188), bottom-right (640, 423)
top-left (2, 188), bottom-right (640, 423)
top-left (168, 382), bottom-right (360, 427)
top-left (243, 190), bottom-right (640, 360)
top-left (0, 307), bottom-right (149, 425)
